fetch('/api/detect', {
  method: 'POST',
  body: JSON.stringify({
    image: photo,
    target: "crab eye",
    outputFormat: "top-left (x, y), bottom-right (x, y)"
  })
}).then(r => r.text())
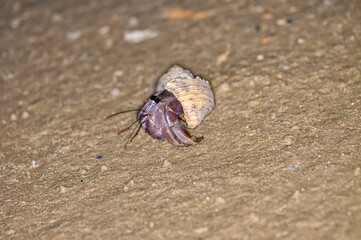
top-left (149, 95), bottom-right (160, 103)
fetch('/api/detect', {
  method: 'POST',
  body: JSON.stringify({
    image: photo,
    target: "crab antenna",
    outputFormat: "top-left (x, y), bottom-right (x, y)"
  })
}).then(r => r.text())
top-left (105, 109), bottom-right (139, 119)
top-left (130, 124), bottom-right (142, 143)
top-left (118, 118), bottom-right (139, 135)
top-left (124, 122), bottom-right (141, 148)
top-left (123, 114), bottom-right (148, 148)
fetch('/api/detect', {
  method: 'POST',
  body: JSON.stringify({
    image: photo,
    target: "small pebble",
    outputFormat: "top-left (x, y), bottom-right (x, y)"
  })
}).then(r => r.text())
top-left (66, 31), bottom-right (81, 40)
top-left (282, 65), bottom-right (290, 70)
top-left (315, 50), bottom-right (324, 57)
top-left (285, 163), bottom-right (295, 170)
top-left (169, 204), bottom-right (177, 210)
top-left (98, 25), bottom-right (110, 35)
top-left (110, 88), bottom-right (121, 97)
top-left (124, 29), bottom-right (159, 43)
top-left (127, 16), bottom-right (139, 27)
top-left (194, 227), bottom-right (208, 234)
top-left (113, 70), bottom-right (124, 81)
top-left (101, 165), bottom-right (108, 172)
top-left (96, 155), bottom-right (103, 161)
top-left (21, 111), bottom-right (30, 119)
top-left (256, 54), bottom-right (264, 60)
top-left (31, 160), bottom-right (39, 168)
top-left (283, 136), bottom-right (294, 146)
top-left (149, 222), bottom-right (154, 228)
top-left (59, 186), bottom-right (67, 193)
top-left (297, 38), bottom-right (305, 44)
top-left (277, 18), bottom-right (287, 26)
top-left (93, 84), bottom-right (102, 89)
top-left (10, 18), bottom-right (20, 29)
top-left (254, 6), bottom-right (264, 13)
top-left (290, 190), bottom-right (300, 203)
top-left (215, 197), bottom-right (226, 205)
top-left (162, 159), bottom-right (172, 168)
top-left (10, 113), bottom-right (17, 121)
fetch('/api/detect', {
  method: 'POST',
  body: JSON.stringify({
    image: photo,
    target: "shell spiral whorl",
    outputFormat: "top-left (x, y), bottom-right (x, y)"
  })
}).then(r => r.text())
top-left (156, 65), bottom-right (214, 128)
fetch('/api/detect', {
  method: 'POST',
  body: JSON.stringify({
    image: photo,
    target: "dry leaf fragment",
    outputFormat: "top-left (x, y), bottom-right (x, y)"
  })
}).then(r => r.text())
top-left (262, 36), bottom-right (275, 43)
top-left (168, 8), bottom-right (206, 20)
top-left (216, 51), bottom-right (229, 65)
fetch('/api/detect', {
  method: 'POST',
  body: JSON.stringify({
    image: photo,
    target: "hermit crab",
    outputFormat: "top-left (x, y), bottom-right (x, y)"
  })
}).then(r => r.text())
top-left (107, 65), bottom-right (215, 147)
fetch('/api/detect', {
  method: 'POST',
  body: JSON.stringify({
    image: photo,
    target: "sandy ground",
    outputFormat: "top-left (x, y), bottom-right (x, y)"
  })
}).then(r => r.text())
top-left (1, 0), bottom-right (361, 239)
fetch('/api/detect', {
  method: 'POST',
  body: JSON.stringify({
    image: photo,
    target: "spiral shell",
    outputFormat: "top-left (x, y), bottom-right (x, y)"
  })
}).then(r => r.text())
top-left (156, 65), bottom-right (214, 128)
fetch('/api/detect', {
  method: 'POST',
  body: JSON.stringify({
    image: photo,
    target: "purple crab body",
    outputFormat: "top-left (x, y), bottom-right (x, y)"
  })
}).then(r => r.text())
top-left (138, 90), bottom-right (202, 146)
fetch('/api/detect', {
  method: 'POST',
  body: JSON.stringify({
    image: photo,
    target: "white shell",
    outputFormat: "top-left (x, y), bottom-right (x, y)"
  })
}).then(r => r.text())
top-left (156, 65), bottom-right (214, 128)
